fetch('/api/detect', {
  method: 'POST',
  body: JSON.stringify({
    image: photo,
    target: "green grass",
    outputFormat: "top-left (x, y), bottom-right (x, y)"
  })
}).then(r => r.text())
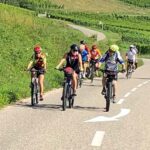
top-left (0, 3), bottom-right (95, 107)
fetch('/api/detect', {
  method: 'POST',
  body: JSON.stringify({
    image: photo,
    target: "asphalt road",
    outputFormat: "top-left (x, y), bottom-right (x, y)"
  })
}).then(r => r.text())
top-left (0, 59), bottom-right (150, 150)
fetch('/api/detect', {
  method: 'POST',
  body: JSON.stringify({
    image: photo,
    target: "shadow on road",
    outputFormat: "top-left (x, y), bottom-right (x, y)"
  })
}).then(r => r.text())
top-left (73, 105), bottom-right (105, 111)
top-left (15, 102), bottom-right (62, 111)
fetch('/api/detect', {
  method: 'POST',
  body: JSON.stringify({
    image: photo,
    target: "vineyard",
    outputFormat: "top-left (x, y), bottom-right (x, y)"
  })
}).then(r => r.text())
top-left (47, 10), bottom-right (150, 54)
top-left (119, 0), bottom-right (150, 8)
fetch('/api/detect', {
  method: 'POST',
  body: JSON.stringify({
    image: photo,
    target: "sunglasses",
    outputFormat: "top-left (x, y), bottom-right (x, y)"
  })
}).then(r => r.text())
top-left (109, 49), bottom-right (115, 53)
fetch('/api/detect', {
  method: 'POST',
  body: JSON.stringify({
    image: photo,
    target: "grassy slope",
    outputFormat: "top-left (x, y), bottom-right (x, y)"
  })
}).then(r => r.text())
top-left (0, 4), bottom-right (94, 107)
top-left (51, 0), bottom-right (150, 14)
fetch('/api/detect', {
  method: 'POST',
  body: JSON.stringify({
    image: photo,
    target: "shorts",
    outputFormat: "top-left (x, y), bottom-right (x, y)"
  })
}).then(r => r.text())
top-left (33, 67), bottom-right (45, 77)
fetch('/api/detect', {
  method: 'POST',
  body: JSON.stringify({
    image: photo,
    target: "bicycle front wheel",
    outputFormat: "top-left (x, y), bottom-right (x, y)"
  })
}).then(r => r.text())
top-left (62, 83), bottom-right (68, 111)
top-left (106, 82), bottom-right (112, 112)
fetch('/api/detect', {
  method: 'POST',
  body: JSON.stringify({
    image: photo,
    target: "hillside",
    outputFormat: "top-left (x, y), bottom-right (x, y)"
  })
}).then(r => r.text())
top-left (51, 0), bottom-right (150, 14)
top-left (0, 3), bottom-right (94, 107)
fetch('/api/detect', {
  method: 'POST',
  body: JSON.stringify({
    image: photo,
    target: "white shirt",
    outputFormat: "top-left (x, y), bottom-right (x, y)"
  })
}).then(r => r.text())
top-left (126, 49), bottom-right (137, 61)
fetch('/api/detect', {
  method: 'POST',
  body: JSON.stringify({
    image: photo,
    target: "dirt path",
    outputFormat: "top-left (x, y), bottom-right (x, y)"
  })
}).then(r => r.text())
top-left (68, 24), bottom-right (106, 41)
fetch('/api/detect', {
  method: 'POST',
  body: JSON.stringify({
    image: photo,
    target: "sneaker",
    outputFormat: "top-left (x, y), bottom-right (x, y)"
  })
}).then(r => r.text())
top-left (72, 90), bottom-right (77, 96)
top-left (101, 87), bottom-right (106, 95)
top-left (112, 95), bottom-right (116, 103)
top-left (40, 95), bottom-right (44, 101)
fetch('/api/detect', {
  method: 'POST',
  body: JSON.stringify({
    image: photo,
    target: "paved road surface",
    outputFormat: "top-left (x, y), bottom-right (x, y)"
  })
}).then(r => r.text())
top-left (0, 59), bottom-right (150, 150)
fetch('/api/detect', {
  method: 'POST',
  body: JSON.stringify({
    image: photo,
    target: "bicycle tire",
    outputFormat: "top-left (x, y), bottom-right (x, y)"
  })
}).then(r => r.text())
top-left (126, 65), bottom-right (132, 79)
top-left (62, 83), bottom-right (68, 111)
top-left (31, 85), bottom-right (35, 106)
top-left (68, 86), bottom-right (73, 108)
top-left (106, 82), bottom-right (112, 112)
top-left (90, 66), bottom-right (95, 83)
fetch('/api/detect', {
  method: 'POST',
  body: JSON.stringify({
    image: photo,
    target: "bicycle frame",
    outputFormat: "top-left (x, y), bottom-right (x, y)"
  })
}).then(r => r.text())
top-left (57, 67), bottom-right (74, 111)
top-left (126, 61), bottom-right (134, 79)
top-left (100, 69), bottom-right (118, 112)
top-left (89, 59), bottom-right (97, 82)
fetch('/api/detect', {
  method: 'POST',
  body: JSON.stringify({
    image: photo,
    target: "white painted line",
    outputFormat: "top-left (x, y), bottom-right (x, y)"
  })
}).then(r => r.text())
top-left (143, 81), bottom-right (149, 84)
top-left (131, 88), bottom-right (137, 92)
top-left (112, 109), bottom-right (130, 119)
top-left (137, 84), bottom-right (143, 87)
top-left (124, 92), bottom-right (131, 98)
top-left (91, 131), bottom-right (105, 147)
top-left (117, 99), bottom-right (125, 104)
top-left (85, 109), bottom-right (130, 122)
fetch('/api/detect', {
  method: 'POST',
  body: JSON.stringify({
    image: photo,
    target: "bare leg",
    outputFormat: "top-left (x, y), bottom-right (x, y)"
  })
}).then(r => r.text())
top-left (38, 74), bottom-right (44, 100)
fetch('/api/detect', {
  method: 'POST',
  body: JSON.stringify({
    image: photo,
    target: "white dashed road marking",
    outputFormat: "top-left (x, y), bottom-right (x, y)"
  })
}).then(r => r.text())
top-left (117, 99), bottom-right (125, 104)
top-left (124, 92), bottom-right (131, 98)
top-left (91, 131), bottom-right (105, 147)
top-left (131, 88), bottom-right (137, 92)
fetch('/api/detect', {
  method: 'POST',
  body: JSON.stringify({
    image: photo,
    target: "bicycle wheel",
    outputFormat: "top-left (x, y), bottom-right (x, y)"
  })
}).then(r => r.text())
top-left (31, 83), bottom-right (36, 106)
top-left (62, 83), bottom-right (68, 111)
top-left (90, 66), bottom-right (95, 83)
top-left (105, 82), bottom-right (112, 112)
top-left (126, 65), bottom-right (132, 79)
top-left (68, 86), bottom-right (74, 108)
top-left (86, 67), bottom-right (90, 78)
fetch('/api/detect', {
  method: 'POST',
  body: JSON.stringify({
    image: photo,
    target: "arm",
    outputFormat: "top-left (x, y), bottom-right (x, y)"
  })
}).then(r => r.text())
top-left (78, 53), bottom-right (83, 71)
top-left (56, 53), bottom-right (67, 69)
top-left (27, 61), bottom-right (33, 70)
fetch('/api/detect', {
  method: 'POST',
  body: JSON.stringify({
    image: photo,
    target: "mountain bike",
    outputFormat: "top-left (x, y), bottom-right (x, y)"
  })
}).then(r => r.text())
top-left (30, 68), bottom-right (39, 106)
top-left (56, 67), bottom-right (75, 111)
top-left (100, 69), bottom-right (122, 112)
top-left (86, 59), bottom-right (97, 83)
top-left (126, 60), bottom-right (134, 79)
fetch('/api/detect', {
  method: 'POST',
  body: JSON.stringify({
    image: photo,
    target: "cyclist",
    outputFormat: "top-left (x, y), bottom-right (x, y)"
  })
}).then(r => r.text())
top-left (99, 44), bottom-right (125, 102)
top-left (80, 40), bottom-right (90, 61)
top-left (27, 45), bottom-right (47, 101)
top-left (79, 44), bottom-right (89, 78)
top-left (126, 45), bottom-right (137, 71)
top-left (56, 44), bottom-right (83, 96)
top-left (90, 44), bottom-right (102, 68)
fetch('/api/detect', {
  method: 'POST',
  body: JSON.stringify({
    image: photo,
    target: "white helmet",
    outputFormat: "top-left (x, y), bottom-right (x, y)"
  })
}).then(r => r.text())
top-left (130, 45), bottom-right (135, 48)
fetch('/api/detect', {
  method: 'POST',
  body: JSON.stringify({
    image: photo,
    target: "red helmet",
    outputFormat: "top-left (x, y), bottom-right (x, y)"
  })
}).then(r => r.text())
top-left (34, 46), bottom-right (42, 53)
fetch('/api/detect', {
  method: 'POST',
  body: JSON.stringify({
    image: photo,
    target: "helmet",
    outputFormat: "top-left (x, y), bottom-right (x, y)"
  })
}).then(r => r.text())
top-left (70, 44), bottom-right (79, 51)
top-left (80, 40), bottom-right (86, 44)
top-left (109, 44), bottom-right (119, 52)
top-left (130, 45), bottom-right (135, 48)
top-left (34, 45), bottom-right (42, 53)
top-left (92, 44), bottom-right (97, 49)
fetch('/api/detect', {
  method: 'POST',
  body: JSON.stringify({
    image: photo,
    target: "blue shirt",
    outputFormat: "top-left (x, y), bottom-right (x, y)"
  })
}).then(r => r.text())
top-left (81, 50), bottom-right (88, 62)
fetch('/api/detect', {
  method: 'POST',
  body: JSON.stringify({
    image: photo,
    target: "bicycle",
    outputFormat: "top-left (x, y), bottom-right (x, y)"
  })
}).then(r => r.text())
top-left (29, 68), bottom-right (39, 106)
top-left (56, 67), bottom-right (75, 111)
top-left (86, 59), bottom-right (97, 83)
top-left (100, 69), bottom-right (122, 112)
top-left (126, 60), bottom-right (134, 79)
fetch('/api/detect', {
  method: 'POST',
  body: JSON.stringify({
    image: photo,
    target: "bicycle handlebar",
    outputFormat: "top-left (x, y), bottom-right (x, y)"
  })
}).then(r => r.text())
top-left (99, 69), bottom-right (125, 73)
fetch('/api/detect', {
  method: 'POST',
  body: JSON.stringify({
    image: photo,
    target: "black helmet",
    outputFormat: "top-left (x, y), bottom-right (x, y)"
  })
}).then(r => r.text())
top-left (80, 40), bottom-right (86, 44)
top-left (70, 44), bottom-right (79, 51)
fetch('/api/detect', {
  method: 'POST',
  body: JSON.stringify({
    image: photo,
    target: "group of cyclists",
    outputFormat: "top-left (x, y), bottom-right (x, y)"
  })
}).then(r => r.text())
top-left (27, 41), bottom-right (138, 102)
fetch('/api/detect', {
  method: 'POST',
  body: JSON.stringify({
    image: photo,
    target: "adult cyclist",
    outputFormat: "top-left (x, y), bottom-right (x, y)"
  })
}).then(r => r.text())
top-left (27, 45), bottom-right (47, 101)
top-left (126, 45), bottom-right (138, 71)
top-left (99, 44), bottom-right (125, 103)
top-left (90, 44), bottom-right (102, 68)
top-left (56, 44), bottom-right (83, 96)
top-left (79, 44), bottom-right (89, 78)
